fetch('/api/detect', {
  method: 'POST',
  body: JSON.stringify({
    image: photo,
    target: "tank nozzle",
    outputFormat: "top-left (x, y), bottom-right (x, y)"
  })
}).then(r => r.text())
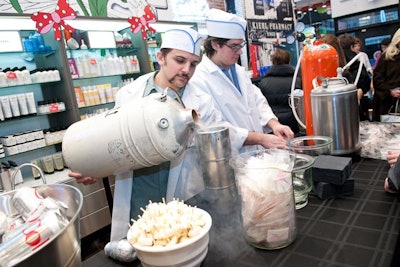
top-left (337, 67), bottom-right (343, 78)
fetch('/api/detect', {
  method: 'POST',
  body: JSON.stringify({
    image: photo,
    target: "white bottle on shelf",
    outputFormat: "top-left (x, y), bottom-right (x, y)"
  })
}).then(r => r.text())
top-left (80, 39), bottom-right (88, 50)
top-left (8, 94), bottom-right (20, 117)
top-left (16, 93), bottom-right (29, 115)
top-left (6, 69), bottom-right (18, 86)
top-left (75, 57), bottom-right (85, 78)
top-left (51, 68), bottom-right (60, 81)
top-left (112, 56), bottom-right (119, 75)
top-left (25, 92), bottom-right (37, 114)
top-left (0, 101), bottom-right (4, 121)
top-left (123, 56), bottom-right (130, 74)
top-left (20, 67), bottom-right (32, 84)
top-left (0, 95), bottom-right (12, 118)
top-left (81, 55), bottom-right (91, 77)
top-left (132, 55), bottom-right (140, 73)
top-left (0, 70), bottom-right (7, 87)
top-left (99, 58), bottom-right (107, 76)
top-left (118, 56), bottom-right (125, 74)
top-left (14, 68), bottom-right (23, 85)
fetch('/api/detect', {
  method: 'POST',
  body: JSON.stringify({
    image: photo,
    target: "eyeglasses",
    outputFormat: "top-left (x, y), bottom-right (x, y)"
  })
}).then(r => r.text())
top-left (224, 41), bottom-right (247, 52)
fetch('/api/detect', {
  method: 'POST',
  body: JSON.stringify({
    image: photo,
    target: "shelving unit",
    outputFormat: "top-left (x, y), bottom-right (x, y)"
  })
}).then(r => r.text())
top-left (0, 40), bottom-right (68, 177)
top-left (0, 22), bottom-right (151, 171)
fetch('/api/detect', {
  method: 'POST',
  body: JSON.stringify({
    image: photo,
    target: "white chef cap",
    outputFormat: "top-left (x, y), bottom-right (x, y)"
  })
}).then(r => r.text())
top-left (160, 28), bottom-right (203, 56)
top-left (206, 9), bottom-right (247, 40)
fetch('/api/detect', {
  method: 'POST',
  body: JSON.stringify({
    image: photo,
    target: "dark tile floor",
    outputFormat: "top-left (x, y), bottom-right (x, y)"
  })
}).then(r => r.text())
top-left (82, 157), bottom-right (400, 267)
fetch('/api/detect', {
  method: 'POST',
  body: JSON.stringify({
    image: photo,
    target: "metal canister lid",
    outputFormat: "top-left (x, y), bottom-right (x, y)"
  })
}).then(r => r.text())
top-left (311, 77), bottom-right (357, 95)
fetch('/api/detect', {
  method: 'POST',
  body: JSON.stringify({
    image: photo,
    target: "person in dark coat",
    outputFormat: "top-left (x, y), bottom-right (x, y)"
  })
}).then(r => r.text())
top-left (339, 33), bottom-right (372, 121)
top-left (258, 49), bottom-right (302, 134)
top-left (373, 28), bottom-right (400, 121)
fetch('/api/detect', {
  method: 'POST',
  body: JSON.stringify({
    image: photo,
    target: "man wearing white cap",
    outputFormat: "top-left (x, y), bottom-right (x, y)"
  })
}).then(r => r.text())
top-left (69, 28), bottom-right (225, 245)
top-left (191, 9), bottom-right (294, 152)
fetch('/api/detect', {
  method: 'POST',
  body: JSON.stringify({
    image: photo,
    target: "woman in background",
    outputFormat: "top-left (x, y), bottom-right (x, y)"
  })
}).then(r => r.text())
top-left (373, 37), bottom-right (391, 69)
top-left (372, 28), bottom-right (400, 121)
top-left (258, 49), bottom-right (302, 134)
top-left (339, 33), bottom-right (372, 121)
top-left (352, 37), bottom-right (373, 75)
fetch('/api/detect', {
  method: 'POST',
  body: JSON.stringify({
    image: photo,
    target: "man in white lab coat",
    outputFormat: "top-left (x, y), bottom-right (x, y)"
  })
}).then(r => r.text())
top-left (69, 28), bottom-right (232, 244)
top-left (191, 9), bottom-right (294, 153)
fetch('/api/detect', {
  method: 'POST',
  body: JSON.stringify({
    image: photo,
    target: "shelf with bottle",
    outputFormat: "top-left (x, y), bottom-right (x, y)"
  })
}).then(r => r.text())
top-left (36, 99), bottom-right (66, 115)
top-left (0, 110), bottom-right (66, 124)
top-left (71, 73), bottom-right (125, 81)
top-left (0, 78), bottom-right (61, 89)
top-left (0, 92), bottom-right (66, 122)
top-left (0, 66), bottom-right (61, 88)
top-left (67, 48), bottom-right (141, 80)
top-left (0, 127), bottom-right (65, 159)
top-left (0, 50), bottom-right (56, 58)
top-left (0, 140), bottom-right (62, 160)
top-left (74, 82), bottom-right (120, 109)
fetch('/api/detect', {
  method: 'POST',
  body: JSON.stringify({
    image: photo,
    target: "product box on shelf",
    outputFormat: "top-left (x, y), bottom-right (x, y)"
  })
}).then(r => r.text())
top-left (74, 87), bottom-right (86, 108)
top-left (68, 58), bottom-right (79, 79)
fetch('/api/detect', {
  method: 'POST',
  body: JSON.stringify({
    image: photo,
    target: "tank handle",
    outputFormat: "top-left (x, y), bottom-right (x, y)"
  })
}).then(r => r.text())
top-left (312, 76), bottom-right (349, 89)
top-left (312, 75), bottom-right (328, 89)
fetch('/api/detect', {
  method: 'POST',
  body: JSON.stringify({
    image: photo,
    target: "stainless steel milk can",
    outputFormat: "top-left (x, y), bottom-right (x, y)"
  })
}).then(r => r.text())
top-left (311, 76), bottom-right (360, 155)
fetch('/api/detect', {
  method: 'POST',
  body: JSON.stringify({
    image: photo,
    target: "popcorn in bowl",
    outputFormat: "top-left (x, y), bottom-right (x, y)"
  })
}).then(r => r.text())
top-left (127, 199), bottom-right (212, 267)
top-left (127, 199), bottom-right (207, 247)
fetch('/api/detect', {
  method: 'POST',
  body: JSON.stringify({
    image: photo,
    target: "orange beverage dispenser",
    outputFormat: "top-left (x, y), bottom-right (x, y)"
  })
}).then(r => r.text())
top-left (300, 40), bottom-right (338, 136)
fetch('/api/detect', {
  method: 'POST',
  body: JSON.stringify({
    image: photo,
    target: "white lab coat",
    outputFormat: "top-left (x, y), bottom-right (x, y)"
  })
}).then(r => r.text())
top-left (110, 72), bottom-right (239, 241)
top-left (191, 55), bottom-right (278, 153)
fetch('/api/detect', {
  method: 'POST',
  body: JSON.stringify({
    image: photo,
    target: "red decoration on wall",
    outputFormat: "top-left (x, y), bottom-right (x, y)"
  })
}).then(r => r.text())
top-left (127, 5), bottom-right (157, 39)
top-left (30, 0), bottom-right (77, 41)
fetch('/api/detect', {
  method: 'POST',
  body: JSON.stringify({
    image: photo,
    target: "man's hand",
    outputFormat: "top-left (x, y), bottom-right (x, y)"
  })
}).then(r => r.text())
top-left (271, 124), bottom-right (294, 140)
top-left (267, 119), bottom-right (294, 140)
top-left (259, 134), bottom-right (288, 149)
top-left (68, 171), bottom-right (98, 185)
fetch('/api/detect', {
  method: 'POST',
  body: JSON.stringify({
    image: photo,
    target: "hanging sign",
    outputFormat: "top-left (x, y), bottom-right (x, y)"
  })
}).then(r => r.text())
top-left (245, 0), bottom-right (294, 44)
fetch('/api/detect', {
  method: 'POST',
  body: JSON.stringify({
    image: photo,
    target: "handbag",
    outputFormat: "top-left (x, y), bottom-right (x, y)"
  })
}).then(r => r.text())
top-left (381, 99), bottom-right (400, 123)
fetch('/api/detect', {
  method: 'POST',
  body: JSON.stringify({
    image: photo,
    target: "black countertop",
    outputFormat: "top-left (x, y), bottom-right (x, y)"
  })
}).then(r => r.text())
top-left (83, 158), bottom-right (400, 267)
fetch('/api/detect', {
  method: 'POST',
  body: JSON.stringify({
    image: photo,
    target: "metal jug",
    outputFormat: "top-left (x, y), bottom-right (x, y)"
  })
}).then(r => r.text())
top-left (62, 92), bottom-right (198, 178)
top-left (311, 76), bottom-right (360, 155)
top-left (196, 126), bottom-right (234, 189)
